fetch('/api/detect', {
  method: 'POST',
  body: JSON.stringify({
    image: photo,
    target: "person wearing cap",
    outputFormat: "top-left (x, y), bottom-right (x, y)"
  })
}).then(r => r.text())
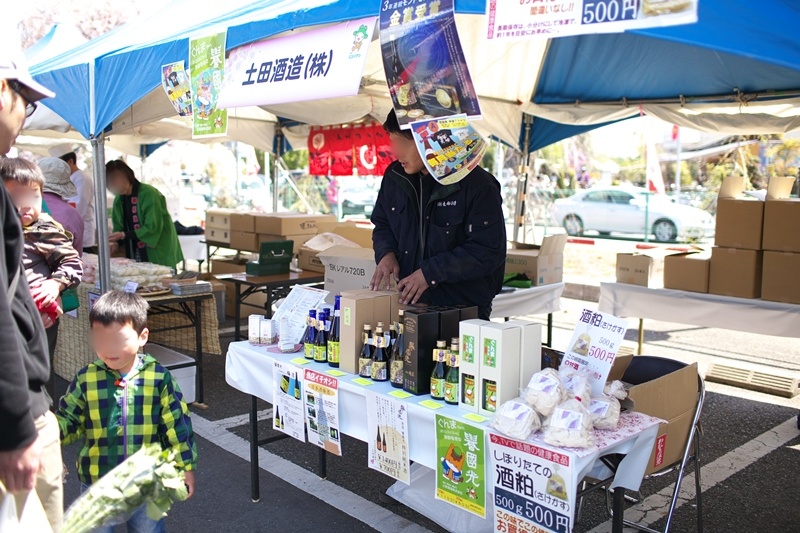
top-left (58, 150), bottom-right (96, 254)
top-left (40, 157), bottom-right (84, 253)
top-left (0, 50), bottom-right (65, 531)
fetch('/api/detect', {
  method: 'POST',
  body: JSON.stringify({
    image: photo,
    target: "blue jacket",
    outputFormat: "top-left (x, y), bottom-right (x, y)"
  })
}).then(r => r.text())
top-left (371, 161), bottom-right (506, 319)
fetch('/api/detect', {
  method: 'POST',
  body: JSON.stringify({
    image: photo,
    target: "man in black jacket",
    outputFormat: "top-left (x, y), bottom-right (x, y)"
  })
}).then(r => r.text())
top-left (0, 48), bottom-right (62, 530)
top-left (370, 110), bottom-right (506, 320)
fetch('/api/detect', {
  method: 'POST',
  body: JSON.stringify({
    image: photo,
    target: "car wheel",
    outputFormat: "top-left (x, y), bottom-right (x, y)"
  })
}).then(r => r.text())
top-left (653, 219), bottom-right (677, 242)
top-left (563, 214), bottom-right (584, 236)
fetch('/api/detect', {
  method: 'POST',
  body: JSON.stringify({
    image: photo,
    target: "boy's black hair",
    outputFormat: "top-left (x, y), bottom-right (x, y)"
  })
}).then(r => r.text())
top-left (89, 290), bottom-right (150, 334)
top-left (59, 152), bottom-right (77, 165)
top-left (0, 157), bottom-right (45, 191)
top-left (383, 109), bottom-right (413, 140)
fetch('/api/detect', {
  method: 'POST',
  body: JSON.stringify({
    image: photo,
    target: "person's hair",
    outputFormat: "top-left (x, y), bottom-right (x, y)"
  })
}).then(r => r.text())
top-left (105, 159), bottom-right (139, 186)
top-left (59, 152), bottom-right (77, 165)
top-left (0, 157), bottom-right (45, 191)
top-left (89, 291), bottom-right (150, 334)
top-left (383, 109), bottom-right (413, 140)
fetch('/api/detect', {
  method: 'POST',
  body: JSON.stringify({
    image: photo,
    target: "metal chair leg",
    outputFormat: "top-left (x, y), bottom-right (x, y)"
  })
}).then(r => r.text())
top-left (694, 432), bottom-right (703, 533)
top-left (576, 480), bottom-right (588, 522)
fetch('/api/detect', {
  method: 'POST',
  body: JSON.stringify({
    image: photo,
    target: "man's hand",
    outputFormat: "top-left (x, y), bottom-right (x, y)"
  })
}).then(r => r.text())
top-left (31, 279), bottom-right (62, 308)
top-left (108, 231), bottom-right (125, 242)
top-left (183, 470), bottom-right (196, 499)
top-left (397, 269), bottom-right (429, 305)
top-left (0, 437), bottom-right (43, 492)
top-left (370, 252), bottom-right (399, 291)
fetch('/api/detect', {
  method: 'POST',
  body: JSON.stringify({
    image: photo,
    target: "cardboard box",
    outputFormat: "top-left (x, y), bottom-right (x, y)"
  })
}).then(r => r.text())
top-left (478, 322), bottom-right (521, 418)
top-left (505, 234), bottom-right (567, 286)
top-left (762, 177), bottom-right (800, 253)
top-left (258, 234), bottom-right (310, 251)
top-left (230, 231), bottom-right (259, 253)
top-left (316, 221), bottom-right (375, 248)
top-left (339, 294), bottom-right (375, 375)
top-left (205, 208), bottom-right (233, 229)
top-left (206, 227), bottom-right (230, 244)
top-left (318, 246), bottom-right (380, 303)
top-left (616, 252), bottom-right (666, 288)
top-left (435, 307), bottom-right (461, 345)
top-left (506, 320), bottom-right (542, 391)
top-left (230, 212), bottom-right (255, 233)
top-left (211, 257), bottom-right (249, 275)
top-left (610, 356), bottom-right (699, 475)
top-left (762, 251), bottom-right (800, 304)
top-left (298, 247), bottom-right (325, 273)
top-left (459, 320), bottom-right (487, 412)
top-left (715, 176), bottom-right (764, 250)
top-left (664, 251), bottom-right (711, 293)
top-left (255, 213), bottom-right (336, 236)
top-left (456, 305), bottom-right (479, 321)
top-left (402, 308), bottom-right (440, 395)
top-left (709, 247), bottom-right (762, 299)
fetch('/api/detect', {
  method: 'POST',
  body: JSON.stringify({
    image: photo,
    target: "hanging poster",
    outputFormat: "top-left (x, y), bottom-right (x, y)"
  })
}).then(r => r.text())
top-left (560, 309), bottom-right (627, 396)
top-left (329, 127), bottom-right (355, 177)
top-left (486, 0), bottom-right (698, 41)
top-left (353, 125), bottom-right (378, 176)
top-left (308, 127), bottom-right (331, 176)
top-left (304, 368), bottom-right (343, 456)
top-left (489, 432), bottom-right (574, 533)
top-left (219, 17), bottom-right (376, 108)
top-left (380, 0), bottom-right (481, 129)
top-left (189, 31), bottom-right (228, 138)
top-left (365, 391), bottom-right (410, 484)
top-left (374, 125), bottom-right (394, 175)
top-left (409, 114), bottom-right (487, 185)
top-left (161, 61), bottom-right (193, 116)
top-left (434, 414), bottom-right (486, 518)
top-left (272, 361), bottom-right (306, 443)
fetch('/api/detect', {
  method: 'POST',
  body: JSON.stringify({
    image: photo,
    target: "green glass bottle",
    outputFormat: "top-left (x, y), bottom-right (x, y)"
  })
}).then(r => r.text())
top-left (430, 340), bottom-right (447, 400)
top-left (313, 319), bottom-right (327, 363)
top-left (444, 337), bottom-right (460, 405)
top-left (389, 311), bottom-right (405, 388)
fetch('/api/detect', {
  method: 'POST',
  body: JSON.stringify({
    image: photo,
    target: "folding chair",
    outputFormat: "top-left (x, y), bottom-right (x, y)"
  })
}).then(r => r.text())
top-left (577, 356), bottom-right (705, 533)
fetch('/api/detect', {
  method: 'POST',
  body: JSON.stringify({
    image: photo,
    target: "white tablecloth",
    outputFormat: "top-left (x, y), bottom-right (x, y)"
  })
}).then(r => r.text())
top-left (598, 282), bottom-right (800, 338)
top-left (491, 282), bottom-right (564, 319)
top-left (179, 235), bottom-right (208, 262)
top-left (226, 341), bottom-right (660, 490)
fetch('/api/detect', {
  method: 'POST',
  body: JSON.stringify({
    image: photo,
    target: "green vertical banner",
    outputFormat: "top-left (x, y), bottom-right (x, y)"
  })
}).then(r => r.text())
top-left (189, 31), bottom-right (228, 138)
top-left (435, 414), bottom-right (486, 518)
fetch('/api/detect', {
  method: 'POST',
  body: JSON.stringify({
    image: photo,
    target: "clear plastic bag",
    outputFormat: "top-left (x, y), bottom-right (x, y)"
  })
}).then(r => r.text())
top-left (604, 380), bottom-right (628, 400)
top-left (489, 397), bottom-right (542, 440)
top-left (543, 399), bottom-right (594, 448)
top-left (521, 368), bottom-right (566, 417)
top-left (588, 395), bottom-right (621, 430)
top-left (561, 370), bottom-right (592, 406)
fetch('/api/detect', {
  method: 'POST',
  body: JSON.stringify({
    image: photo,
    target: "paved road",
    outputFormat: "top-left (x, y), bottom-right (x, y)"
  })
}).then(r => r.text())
top-left (56, 297), bottom-right (800, 532)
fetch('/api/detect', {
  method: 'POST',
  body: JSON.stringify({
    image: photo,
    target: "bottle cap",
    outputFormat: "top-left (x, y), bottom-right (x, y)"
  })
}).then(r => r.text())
top-left (364, 324), bottom-right (372, 330)
top-left (436, 340), bottom-right (447, 348)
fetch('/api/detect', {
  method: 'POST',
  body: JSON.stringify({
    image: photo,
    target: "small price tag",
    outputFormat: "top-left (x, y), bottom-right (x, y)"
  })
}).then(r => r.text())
top-left (388, 390), bottom-right (413, 399)
top-left (462, 413), bottom-right (487, 423)
top-left (289, 357), bottom-right (311, 366)
top-left (124, 281), bottom-right (139, 294)
top-left (419, 399), bottom-right (444, 410)
top-left (352, 377), bottom-right (374, 386)
top-left (326, 369), bottom-right (346, 377)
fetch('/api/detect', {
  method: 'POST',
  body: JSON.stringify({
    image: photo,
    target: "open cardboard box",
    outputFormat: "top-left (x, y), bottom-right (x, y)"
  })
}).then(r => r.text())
top-left (316, 220), bottom-right (375, 248)
top-left (714, 176), bottom-right (793, 250)
top-left (762, 176), bottom-right (799, 253)
top-left (505, 234), bottom-right (566, 286)
top-left (609, 354), bottom-right (699, 475)
top-left (318, 245), bottom-right (387, 303)
top-left (616, 248), bottom-right (678, 288)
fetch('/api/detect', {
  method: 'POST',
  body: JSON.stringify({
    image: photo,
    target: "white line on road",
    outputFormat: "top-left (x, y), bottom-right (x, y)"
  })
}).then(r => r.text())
top-left (215, 409), bottom-right (273, 429)
top-left (585, 417), bottom-right (799, 533)
top-left (191, 411), bottom-right (434, 533)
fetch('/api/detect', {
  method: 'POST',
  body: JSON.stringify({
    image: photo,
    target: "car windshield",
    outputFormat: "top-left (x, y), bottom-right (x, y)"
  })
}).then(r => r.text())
top-left (583, 191), bottom-right (609, 203)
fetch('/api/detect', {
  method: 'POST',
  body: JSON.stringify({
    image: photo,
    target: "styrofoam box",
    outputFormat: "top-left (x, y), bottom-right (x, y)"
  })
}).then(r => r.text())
top-left (147, 344), bottom-right (197, 404)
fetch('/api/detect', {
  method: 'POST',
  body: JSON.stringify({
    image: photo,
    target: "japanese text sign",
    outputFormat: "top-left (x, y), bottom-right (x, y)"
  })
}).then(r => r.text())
top-left (561, 308), bottom-right (628, 395)
top-left (189, 31), bottom-right (228, 138)
top-left (272, 360), bottom-right (306, 443)
top-left (366, 391), bottom-right (410, 484)
top-left (218, 17), bottom-right (376, 109)
top-left (304, 368), bottom-right (342, 456)
top-left (435, 414), bottom-right (486, 518)
top-left (161, 61), bottom-right (192, 116)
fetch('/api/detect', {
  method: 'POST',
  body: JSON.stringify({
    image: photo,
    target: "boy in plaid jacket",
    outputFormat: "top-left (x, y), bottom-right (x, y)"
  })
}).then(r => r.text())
top-left (56, 291), bottom-right (197, 532)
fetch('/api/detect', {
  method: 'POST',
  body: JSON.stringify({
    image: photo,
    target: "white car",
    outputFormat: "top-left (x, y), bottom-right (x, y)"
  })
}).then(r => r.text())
top-left (552, 187), bottom-right (715, 242)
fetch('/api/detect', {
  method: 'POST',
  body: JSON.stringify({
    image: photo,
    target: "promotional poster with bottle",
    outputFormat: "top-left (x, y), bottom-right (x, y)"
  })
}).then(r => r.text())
top-left (365, 391), bottom-right (410, 484)
top-left (272, 360), bottom-right (306, 443)
top-left (410, 114), bottom-right (487, 185)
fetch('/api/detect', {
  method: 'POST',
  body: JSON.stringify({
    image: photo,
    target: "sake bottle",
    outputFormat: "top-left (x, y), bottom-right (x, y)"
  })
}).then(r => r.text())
top-left (430, 340), bottom-right (447, 400)
top-left (444, 337), bottom-right (460, 405)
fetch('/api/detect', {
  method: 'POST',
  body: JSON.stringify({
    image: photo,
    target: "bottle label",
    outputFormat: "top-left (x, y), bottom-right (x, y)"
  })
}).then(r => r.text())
top-left (327, 341), bottom-right (340, 364)
top-left (390, 360), bottom-right (404, 384)
top-left (358, 357), bottom-right (372, 377)
top-left (304, 342), bottom-right (315, 360)
top-left (484, 381), bottom-right (497, 412)
top-left (372, 361), bottom-right (387, 381)
top-left (314, 344), bottom-right (327, 362)
top-left (462, 375), bottom-right (476, 406)
top-left (431, 377), bottom-right (445, 399)
top-left (444, 381), bottom-right (457, 403)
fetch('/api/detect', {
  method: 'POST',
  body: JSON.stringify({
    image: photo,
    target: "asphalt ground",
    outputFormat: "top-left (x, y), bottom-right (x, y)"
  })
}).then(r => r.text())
top-left (55, 296), bottom-right (800, 533)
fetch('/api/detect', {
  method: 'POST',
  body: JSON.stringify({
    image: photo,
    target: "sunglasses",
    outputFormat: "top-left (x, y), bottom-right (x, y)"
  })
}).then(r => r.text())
top-left (8, 80), bottom-right (37, 118)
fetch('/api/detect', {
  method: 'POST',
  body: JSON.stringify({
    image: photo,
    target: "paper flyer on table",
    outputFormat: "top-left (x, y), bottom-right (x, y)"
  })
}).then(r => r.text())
top-left (489, 432), bottom-right (574, 533)
top-left (486, 0), bottom-right (698, 41)
top-left (365, 391), bottom-right (410, 484)
top-left (561, 309), bottom-right (628, 396)
top-left (304, 369), bottom-right (342, 456)
top-left (434, 414), bottom-right (486, 518)
top-left (272, 285), bottom-right (329, 345)
top-left (272, 360), bottom-right (306, 443)
top-left (409, 114), bottom-right (487, 185)
top-left (189, 31), bottom-right (228, 138)
top-left (379, 0), bottom-right (481, 129)
top-left (161, 61), bottom-right (193, 116)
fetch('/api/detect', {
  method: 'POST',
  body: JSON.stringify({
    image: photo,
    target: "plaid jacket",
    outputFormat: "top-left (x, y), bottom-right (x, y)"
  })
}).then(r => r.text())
top-left (57, 354), bottom-right (197, 484)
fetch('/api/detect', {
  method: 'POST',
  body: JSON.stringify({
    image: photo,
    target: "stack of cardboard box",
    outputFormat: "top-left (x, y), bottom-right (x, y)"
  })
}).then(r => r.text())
top-left (255, 213), bottom-right (336, 252)
top-left (205, 208), bottom-right (233, 244)
top-left (761, 177), bottom-right (800, 304)
top-left (298, 221), bottom-right (374, 273)
top-left (504, 234), bottom-right (566, 286)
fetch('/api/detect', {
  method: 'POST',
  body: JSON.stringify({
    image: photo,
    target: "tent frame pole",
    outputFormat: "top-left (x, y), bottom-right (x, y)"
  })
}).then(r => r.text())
top-left (91, 135), bottom-right (111, 293)
top-left (513, 114), bottom-right (534, 243)
top-left (272, 128), bottom-right (283, 213)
